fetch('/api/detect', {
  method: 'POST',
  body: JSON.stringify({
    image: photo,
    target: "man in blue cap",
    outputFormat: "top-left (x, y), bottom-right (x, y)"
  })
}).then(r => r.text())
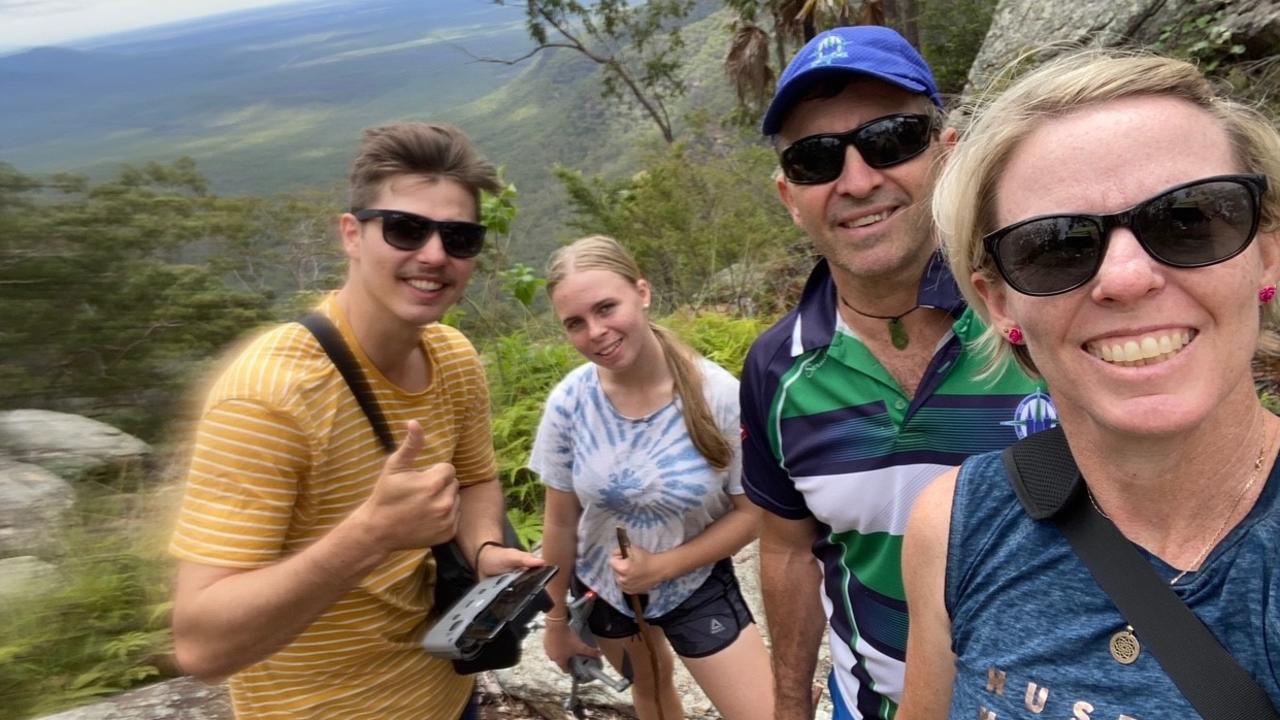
top-left (739, 26), bottom-right (1050, 720)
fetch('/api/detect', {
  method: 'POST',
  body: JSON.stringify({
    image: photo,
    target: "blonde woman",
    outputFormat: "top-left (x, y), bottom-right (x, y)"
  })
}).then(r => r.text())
top-left (530, 236), bottom-right (773, 720)
top-left (899, 51), bottom-right (1280, 718)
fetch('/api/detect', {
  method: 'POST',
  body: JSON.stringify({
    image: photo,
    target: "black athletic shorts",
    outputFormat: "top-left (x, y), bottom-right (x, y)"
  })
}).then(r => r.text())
top-left (571, 558), bottom-right (754, 659)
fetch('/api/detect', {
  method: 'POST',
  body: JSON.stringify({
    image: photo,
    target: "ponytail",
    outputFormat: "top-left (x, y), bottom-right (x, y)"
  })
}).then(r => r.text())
top-left (651, 323), bottom-right (732, 471)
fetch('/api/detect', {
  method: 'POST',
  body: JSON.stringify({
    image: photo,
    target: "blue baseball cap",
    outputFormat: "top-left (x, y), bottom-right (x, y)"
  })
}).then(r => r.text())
top-left (761, 26), bottom-right (942, 136)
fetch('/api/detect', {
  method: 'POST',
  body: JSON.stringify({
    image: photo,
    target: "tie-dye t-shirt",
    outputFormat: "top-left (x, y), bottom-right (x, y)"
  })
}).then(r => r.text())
top-left (529, 357), bottom-right (743, 618)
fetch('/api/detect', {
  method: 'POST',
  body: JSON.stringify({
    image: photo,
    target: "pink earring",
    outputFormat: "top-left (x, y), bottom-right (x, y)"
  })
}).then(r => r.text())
top-left (1260, 286), bottom-right (1276, 304)
top-left (1007, 327), bottom-right (1024, 344)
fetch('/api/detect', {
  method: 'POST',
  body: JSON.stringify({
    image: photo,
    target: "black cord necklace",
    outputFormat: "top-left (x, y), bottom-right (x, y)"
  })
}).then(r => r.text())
top-left (839, 295), bottom-right (920, 350)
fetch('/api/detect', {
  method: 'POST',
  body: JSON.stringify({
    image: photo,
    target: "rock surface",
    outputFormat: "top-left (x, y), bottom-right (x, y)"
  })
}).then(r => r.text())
top-left (967, 0), bottom-right (1280, 96)
top-left (0, 555), bottom-right (62, 601)
top-left (33, 542), bottom-right (836, 719)
top-left (0, 458), bottom-right (74, 558)
top-left (36, 678), bottom-right (233, 720)
top-left (0, 410), bottom-right (151, 480)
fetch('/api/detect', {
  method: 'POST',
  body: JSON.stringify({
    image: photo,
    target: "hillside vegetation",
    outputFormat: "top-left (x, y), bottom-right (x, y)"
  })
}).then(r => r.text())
top-left (4, 1), bottom-right (1276, 717)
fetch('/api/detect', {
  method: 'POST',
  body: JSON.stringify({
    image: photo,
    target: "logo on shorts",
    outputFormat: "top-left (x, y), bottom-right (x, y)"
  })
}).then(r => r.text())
top-left (709, 618), bottom-right (726, 635)
top-left (1001, 390), bottom-right (1058, 440)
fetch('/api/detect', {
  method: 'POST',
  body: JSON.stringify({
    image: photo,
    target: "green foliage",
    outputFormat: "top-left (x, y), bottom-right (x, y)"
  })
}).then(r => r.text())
top-left (918, 0), bottom-right (1000, 96)
top-left (500, 263), bottom-right (548, 308)
top-left (1156, 8), bottom-right (1247, 73)
top-left (208, 188), bottom-right (345, 305)
top-left (0, 160), bottom-right (281, 440)
top-left (661, 310), bottom-right (769, 377)
top-left (484, 327), bottom-right (581, 533)
top-left (0, 480), bottom-right (173, 718)
top-left (480, 180), bottom-right (520, 236)
top-left (1263, 391), bottom-right (1280, 416)
top-left (554, 130), bottom-right (804, 315)
top-left (495, 0), bottom-right (698, 142)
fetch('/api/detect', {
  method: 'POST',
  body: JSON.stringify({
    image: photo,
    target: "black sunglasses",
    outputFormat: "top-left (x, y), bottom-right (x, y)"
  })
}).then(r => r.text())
top-left (780, 113), bottom-right (935, 185)
top-left (352, 208), bottom-right (487, 259)
top-left (983, 174), bottom-right (1268, 297)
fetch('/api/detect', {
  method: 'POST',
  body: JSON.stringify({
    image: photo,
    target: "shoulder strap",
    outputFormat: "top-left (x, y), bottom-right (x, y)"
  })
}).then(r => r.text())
top-left (1000, 425), bottom-right (1078, 520)
top-left (1003, 431), bottom-right (1279, 720)
top-left (297, 312), bottom-right (525, 565)
top-left (297, 312), bottom-right (395, 453)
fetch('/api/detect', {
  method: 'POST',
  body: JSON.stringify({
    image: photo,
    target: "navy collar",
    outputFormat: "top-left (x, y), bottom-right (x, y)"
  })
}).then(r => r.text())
top-left (789, 252), bottom-right (966, 357)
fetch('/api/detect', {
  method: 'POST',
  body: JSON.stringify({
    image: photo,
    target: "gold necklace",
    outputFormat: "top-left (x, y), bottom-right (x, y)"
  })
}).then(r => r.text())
top-left (1085, 423), bottom-right (1272, 586)
top-left (1096, 421), bottom-right (1273, 665)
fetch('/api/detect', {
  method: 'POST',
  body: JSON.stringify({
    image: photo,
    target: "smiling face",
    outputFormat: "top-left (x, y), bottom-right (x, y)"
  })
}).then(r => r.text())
top-left (775, 79), bottom-right (950, 290)
top-left (977, 95), bottom-right (1280, 437)
top-left (339, 174), bottom-right (478, 332)
top-left (549, 268), bottom-right (654, 372)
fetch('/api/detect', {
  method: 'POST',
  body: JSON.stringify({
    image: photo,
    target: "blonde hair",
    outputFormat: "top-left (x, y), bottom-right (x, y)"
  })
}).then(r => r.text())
top-left (933, 49), bottom-right (1280, 376)
top-left (546, 235), bottom-right (732, 470)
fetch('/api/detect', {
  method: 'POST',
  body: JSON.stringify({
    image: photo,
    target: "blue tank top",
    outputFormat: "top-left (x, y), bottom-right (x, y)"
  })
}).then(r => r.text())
top-left (945, 450), bottom-right (1280, 719)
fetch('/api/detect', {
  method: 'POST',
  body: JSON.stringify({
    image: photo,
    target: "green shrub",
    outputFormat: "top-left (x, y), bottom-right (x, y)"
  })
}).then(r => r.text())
top-left (662, 310), bottom-right (770, 378)
top-left (0, 479), bottom-right (174, 718)
top-left (1262, 390), bottom-right (1280, 416)
top-left (918, 0), bottom-right (1001, 96)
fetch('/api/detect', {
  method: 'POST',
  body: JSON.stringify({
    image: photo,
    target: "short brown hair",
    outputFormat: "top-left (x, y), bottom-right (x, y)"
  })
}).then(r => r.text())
top-left (348, 122), bottom-right (502, 217)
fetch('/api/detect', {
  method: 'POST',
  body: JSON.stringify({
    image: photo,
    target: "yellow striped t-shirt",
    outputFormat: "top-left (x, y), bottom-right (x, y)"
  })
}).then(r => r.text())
top-left (170, 296), bottom-right (495, 719)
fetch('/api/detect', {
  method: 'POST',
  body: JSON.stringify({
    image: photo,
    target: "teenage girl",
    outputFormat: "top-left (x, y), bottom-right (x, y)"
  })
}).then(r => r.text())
top-left (531, 236), bottom-right (774, 720)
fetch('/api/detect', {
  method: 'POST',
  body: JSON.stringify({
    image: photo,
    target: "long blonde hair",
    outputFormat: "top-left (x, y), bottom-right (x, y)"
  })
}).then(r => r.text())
top-left (546, 235), bottom-right (732, 470)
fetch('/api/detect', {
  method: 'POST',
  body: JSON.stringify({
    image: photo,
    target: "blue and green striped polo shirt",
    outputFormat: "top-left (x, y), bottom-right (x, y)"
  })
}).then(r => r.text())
top-left (741, 257), bottom-right (1052, 720)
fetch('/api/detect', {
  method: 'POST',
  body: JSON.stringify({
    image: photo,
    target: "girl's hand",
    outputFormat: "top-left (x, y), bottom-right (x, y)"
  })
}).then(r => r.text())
top-left (542, 617), bottom-right (600, 672)
top-left (609, 545), bottom-right (668, 595)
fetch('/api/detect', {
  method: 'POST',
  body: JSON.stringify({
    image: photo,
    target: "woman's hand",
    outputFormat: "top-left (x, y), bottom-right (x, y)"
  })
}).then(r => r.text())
top-left (609, 545), bottom-right (669, 595)
top-left (542, 617), bottom-right (600, 672)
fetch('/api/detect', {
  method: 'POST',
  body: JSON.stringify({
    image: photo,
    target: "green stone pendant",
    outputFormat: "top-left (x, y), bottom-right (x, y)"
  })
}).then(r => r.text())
top-left (888, 318), bottom-right (909, 350)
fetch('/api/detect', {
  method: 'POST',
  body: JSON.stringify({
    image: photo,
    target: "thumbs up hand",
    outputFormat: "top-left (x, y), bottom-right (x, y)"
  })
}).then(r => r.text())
top-left (352, 420), bottom-right (461, 553)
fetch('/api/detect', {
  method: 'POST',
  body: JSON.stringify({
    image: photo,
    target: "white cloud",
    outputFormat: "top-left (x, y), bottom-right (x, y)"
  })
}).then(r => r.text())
top-left (0, 0), bottom-right (305, 51)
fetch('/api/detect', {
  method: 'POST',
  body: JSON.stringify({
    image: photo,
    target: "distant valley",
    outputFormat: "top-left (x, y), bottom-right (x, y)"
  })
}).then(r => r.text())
top-left (0, 0), bottom-right (741, 258)
top-left (1, 0), bottom-right (534, 192)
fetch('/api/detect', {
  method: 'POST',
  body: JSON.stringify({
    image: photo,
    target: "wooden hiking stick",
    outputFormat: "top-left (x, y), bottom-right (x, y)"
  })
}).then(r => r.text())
top-left (616, 526), bottom-right (667, 720)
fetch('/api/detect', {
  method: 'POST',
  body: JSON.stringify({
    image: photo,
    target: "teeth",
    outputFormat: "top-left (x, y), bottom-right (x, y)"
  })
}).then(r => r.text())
top-left (1087, 331), bottom-right (1195, 367)
top-left (407, 279), bottom-right (443, 291)
top-left (847, 211), bottom-right (890, 228)
top-left (598, 340), bottom-right (622, 356)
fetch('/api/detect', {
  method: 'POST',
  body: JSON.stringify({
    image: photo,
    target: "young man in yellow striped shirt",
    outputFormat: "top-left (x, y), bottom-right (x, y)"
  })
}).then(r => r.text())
top-left (170, 123), bottom-right (543, 720)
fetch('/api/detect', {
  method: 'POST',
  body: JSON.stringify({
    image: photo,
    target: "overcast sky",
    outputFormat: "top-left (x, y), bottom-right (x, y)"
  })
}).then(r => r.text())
top-left (0, 0), bottom-right (306, 51)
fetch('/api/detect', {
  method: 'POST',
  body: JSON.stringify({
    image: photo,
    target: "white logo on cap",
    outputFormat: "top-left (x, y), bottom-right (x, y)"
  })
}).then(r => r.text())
top-left (811, 35), bottom-right (849, 68)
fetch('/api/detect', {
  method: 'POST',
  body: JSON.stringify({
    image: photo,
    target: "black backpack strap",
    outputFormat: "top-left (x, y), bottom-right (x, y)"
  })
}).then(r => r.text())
top-left (1000, 425), bottom-right (1079, 519)
top-left (1002, 430), bottom-right (1280, 720)
top-left (296, 311), bottom-right (524, 557)
top-left (297, 313), bottom-right (395, 453)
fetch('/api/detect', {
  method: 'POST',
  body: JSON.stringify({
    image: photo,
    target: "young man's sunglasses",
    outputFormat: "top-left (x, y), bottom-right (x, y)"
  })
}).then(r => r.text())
top-left (352, 209), bottom-right (487, 259)
top-left (779, 113), bottom-right (935, 185)
top-left (984, 174), bottom-right (1267, 297)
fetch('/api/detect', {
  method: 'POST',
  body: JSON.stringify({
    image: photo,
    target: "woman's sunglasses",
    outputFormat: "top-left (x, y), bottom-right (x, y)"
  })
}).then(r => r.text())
top-left (984, 174), bottom-right (1268, 297)
top-left (353, 209), bottom-right (487, 259)
top-left (779, 113), bottom-right (935, 185)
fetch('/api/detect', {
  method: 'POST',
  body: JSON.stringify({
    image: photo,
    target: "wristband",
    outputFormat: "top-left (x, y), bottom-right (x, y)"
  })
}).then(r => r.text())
top-left (472, 540), bottom-right (505, 570)
top-left (544, 612), bottom-right (569, 623)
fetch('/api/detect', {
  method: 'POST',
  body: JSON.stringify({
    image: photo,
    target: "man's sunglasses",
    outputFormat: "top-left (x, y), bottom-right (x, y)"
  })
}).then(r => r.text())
top-left (983, 174), bottom-right (1268, 297)
top-left (779, 113), bottom-right (935, 185)
top-left (352, 209), bottom-right (487, 259)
